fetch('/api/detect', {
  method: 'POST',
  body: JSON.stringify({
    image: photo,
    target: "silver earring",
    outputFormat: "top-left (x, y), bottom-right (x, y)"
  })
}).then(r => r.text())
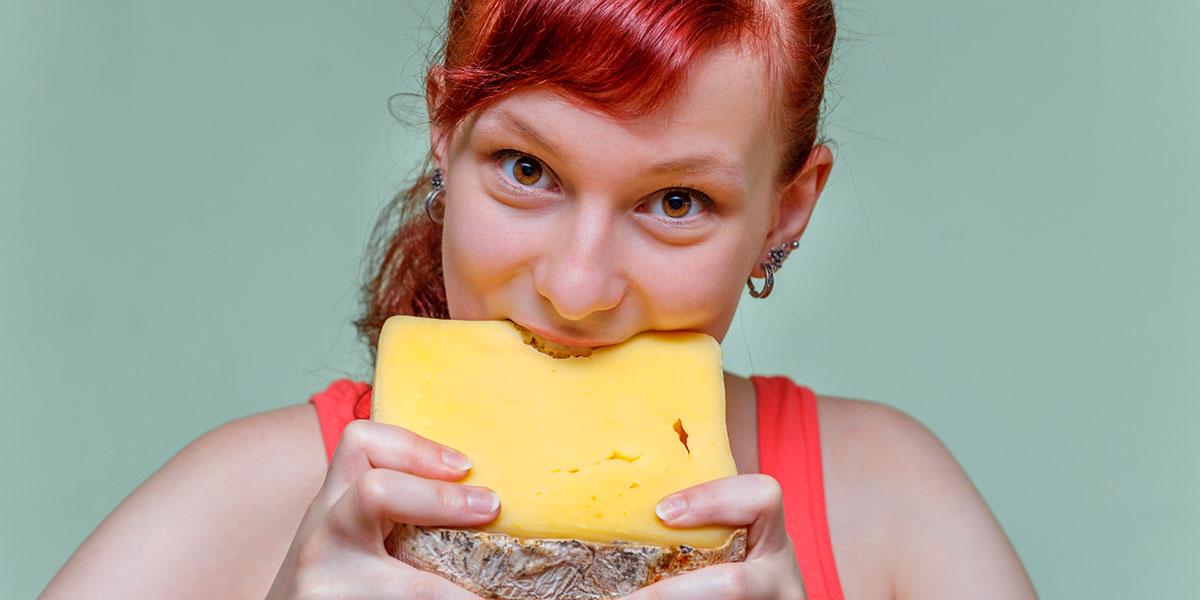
top-left (746, 240), bottom-right (800, 299)
top-left (424, 167), bottom-right (445, 225)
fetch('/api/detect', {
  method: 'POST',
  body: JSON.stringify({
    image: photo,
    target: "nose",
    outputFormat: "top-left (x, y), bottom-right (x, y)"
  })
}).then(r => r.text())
top-left (532, 203), bottom-right (626, 322)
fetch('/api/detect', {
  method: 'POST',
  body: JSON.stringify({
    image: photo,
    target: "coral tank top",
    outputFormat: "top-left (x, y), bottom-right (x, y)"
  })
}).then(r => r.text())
top-left (309, 375), bottom-right (844, 599)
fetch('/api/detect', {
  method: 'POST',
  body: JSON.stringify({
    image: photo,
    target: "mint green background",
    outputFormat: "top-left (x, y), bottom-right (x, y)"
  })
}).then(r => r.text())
top-left (3, 1), bottom-right (1197, 598)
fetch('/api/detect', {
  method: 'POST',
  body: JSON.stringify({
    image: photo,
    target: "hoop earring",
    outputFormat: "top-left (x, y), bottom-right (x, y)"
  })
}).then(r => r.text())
top-left (746, 240), bottom-right (800, 299)
top-left (424, 167), bottom-right (445, 225)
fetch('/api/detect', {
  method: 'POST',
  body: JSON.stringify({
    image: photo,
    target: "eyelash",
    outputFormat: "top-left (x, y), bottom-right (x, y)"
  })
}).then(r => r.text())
top-left (487, 148), bottom-right (718, 221)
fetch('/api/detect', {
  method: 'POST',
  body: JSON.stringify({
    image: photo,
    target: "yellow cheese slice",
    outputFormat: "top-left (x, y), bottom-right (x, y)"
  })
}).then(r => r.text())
top-left (371, 315), bottom-right (739, 549)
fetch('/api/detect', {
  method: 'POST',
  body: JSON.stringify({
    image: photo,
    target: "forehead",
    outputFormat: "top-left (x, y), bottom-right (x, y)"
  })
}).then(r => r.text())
top-left (464, 44), bottom-right (778, 192)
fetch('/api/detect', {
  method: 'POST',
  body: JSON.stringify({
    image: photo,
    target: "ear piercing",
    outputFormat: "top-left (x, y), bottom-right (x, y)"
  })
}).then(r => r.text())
top-left (424, 167), bottom-right (445, 225)
top-left (746, 240), bottom-right (800, 299)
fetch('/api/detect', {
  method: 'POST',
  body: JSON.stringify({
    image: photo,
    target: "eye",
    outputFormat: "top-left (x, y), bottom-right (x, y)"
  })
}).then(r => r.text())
top-left (496, 150), bottom-right (555, 191)
top-left (645, 189), bottom-right (711, 220)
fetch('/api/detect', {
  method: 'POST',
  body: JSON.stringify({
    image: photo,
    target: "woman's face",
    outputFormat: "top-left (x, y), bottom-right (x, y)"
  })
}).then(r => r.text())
top-left (432, 45), bottom-right (830, 351)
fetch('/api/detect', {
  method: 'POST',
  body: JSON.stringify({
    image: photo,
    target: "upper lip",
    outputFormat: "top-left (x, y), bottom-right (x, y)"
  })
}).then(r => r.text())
top-left (511, 319), bottom-right (621, 349)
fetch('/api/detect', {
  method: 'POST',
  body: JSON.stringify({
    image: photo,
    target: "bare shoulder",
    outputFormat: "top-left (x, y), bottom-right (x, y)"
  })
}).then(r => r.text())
top-left (814, 394), bottom-right (1037, 599)
top-left (41, 403), bottom-right (328, 600)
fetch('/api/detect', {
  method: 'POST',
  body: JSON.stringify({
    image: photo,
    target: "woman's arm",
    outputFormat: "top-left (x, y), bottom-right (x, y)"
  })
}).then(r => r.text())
top-left (40, 404), bottom-right (327, 600)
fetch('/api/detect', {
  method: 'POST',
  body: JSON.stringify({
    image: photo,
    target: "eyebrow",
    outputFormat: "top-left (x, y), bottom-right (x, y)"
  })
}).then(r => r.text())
top-left (483, 109), bottom-right (748, 192)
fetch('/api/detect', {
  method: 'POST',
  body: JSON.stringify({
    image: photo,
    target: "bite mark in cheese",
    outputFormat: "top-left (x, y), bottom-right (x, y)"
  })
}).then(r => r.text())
top-left (371, 316), bottom-right (740, 549)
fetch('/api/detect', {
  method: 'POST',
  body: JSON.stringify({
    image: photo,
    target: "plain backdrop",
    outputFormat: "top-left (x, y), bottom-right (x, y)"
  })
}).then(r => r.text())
top-left (3, 0), bottom-right (1197, 598)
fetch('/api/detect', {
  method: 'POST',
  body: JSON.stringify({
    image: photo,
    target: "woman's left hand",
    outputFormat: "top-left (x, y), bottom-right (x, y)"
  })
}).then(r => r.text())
top-left (620, 474), bottom-right (807, 600)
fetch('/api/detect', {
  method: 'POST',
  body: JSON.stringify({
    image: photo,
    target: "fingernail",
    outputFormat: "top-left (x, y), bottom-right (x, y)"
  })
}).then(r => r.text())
top-left (655, 496), bottom-right (687, 521)
top-left (467, 488), bottom-right (499, 514)
top-left (442, 449), bottom-right (472, 471)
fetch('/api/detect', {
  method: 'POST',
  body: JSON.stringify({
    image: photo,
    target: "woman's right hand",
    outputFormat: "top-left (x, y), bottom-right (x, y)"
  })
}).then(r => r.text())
top-left (265, 419), bottom-right (498, 599)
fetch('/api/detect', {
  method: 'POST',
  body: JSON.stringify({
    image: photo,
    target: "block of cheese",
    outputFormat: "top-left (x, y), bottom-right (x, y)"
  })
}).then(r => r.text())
top-left (371, 315), bottom-right (747, 599)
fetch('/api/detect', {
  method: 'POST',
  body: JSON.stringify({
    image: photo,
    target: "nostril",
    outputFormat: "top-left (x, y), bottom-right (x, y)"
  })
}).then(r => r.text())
top-left (531, 241), bottom-right (627, 322)
top-left (553, 293), bottom-right (624, 322)
top-left (537, 275), bottom-right (626, 323)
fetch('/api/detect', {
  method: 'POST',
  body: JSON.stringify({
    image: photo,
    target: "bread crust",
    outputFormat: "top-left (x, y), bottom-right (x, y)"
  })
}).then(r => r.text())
top-left (386, 524), bottom-right (748, 599)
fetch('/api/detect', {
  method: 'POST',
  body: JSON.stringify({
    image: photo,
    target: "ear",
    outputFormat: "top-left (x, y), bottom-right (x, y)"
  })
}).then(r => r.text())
top-left (426, 65), bottom-right (451, 169)
top-left (750, 144), bottom-right (834, 277)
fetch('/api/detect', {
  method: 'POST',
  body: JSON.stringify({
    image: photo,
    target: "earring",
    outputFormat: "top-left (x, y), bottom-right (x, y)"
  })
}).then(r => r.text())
top-left (746, 240), bottom-right (800, 299)
top-left (424, 167), bottom-right (445, 225)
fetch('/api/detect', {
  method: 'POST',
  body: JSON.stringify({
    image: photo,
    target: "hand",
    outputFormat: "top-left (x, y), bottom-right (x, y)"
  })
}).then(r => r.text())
top-left (623, 474), bottom-right (807, 600)
top-left (264, 420), bottom-right (499, 599)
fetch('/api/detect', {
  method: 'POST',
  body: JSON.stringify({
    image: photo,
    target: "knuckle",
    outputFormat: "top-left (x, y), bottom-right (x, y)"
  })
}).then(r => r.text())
top-left (752, 473), bottom-right (784, 506)
top-left (404, 435), bottom-right (440, 465)
top-left (355, 468), bottom-right (389, 513)
top-left (433, 482), bottom-right (460, 514)
top-left (341, 419), bottom-right (374, 449)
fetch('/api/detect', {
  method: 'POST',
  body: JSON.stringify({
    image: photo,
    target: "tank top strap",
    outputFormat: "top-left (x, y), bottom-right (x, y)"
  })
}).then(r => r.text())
top-left (309, 378), bottom-right (373, 463)
top-left (751, 375), bottom-right (844, 600)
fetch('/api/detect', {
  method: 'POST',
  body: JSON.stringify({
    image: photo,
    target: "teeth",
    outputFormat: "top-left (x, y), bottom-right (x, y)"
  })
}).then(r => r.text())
top-left (512, 323), bottom-right (593, 358)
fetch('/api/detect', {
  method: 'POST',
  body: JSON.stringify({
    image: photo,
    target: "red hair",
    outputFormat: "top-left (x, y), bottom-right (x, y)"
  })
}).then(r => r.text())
top-left (356, 0), bottom-right (837, 361)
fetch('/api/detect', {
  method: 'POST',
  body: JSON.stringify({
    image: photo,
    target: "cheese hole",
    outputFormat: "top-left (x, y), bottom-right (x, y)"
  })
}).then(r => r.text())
top-left (606, 449), bottom-right (643, 462)
top-left (568, 467), bottom-right (580, 474)
top-left (673, 418), bottom-right (691, 454)
top-left (629, 482), bottom-right (639, 488)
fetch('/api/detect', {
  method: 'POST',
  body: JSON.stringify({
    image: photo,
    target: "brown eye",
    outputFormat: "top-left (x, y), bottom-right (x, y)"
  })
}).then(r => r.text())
top-left (660, 191), bottom-right (695, 218)
top-left (495, 151), bottom-right (554, 190)
top-left (511, 155), bottom-right (544, 186)
top-left (644, 188), bottom-right (713, 222)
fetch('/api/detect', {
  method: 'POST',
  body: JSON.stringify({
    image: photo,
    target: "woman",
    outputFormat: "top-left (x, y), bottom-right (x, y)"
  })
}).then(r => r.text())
top-left (40, 0), bottom-right (1036, 598)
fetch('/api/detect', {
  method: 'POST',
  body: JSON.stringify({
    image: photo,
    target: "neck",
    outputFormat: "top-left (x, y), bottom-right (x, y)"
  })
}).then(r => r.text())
top-left (723, 371), bottom-right (760, 474)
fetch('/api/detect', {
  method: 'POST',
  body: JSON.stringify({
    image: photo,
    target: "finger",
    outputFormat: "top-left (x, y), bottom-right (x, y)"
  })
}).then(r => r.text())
top-left (320, 420), bottom-right (475, 503)
top-left (621, 561), bottom-right (798, 600)
top-left (325, 467), bottom-right (501, 547)
top-left (654, 474), bottom-right (789, 553)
